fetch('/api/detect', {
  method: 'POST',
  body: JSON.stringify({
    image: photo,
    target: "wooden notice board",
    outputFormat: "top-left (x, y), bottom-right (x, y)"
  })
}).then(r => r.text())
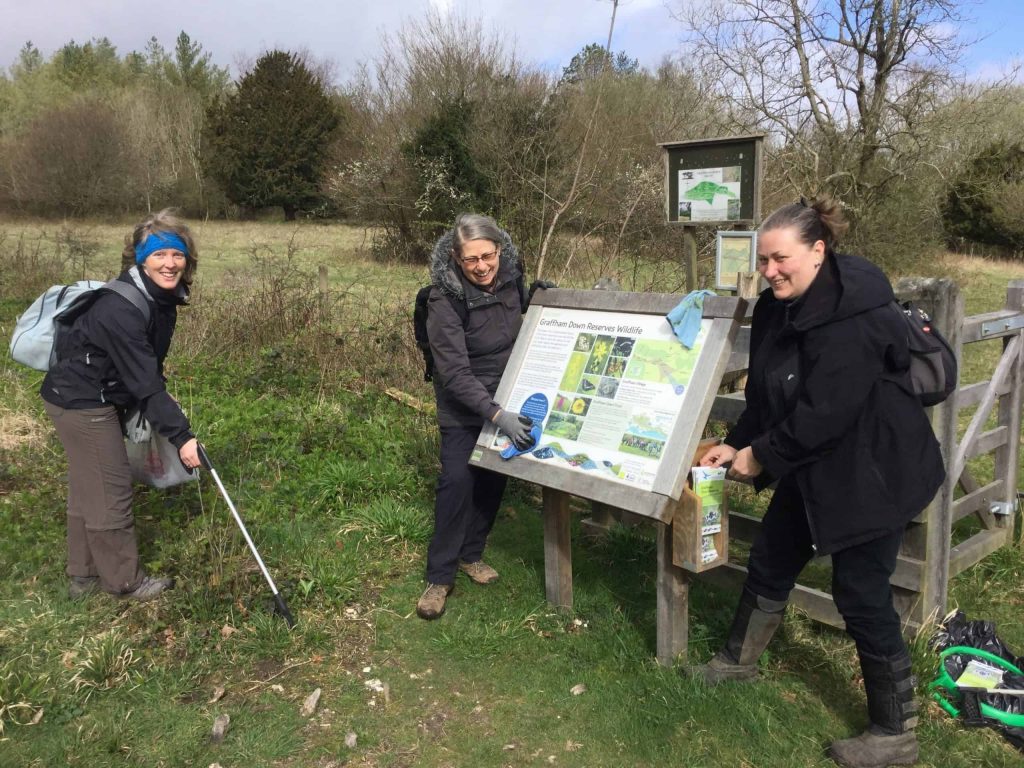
top-left (469, 289), bottom-right (746, 522)
top-left (468, 288), bottom-right (746, 665)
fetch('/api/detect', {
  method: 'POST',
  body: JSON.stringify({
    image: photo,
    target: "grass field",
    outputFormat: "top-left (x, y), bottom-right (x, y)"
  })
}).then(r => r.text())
top-left (0, 221), bottom-right (1022, 767)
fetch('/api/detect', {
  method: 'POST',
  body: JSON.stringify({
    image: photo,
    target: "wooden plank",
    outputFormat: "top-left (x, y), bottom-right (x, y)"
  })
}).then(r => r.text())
top-left (658, 132), bottom-right (767, 148)
top-left (994, 281), bottom-right (1024, 533)
top-left (542, 488), bottom-right (573, 608)
top-left (696, 563), bottom-right (845, 629)
top-left (951, 334), bottom-right (1021, 482)
top-left (892, 556), bottom-right (925, 593)
top-left (955, 379), bottom-right (1011, 411)
top-left (949, 528), bottom-right (1014, 577)
top-left (527, 288), bottom-right (745, 319)
top-left (965, 426), bottom-right (1009, 460)
top-left (727, 510), bottom-right (761, 543)
top-left (960, 309), bottom-right (1024, 343)
top-left (473, 446), bottom-right (673, 521)
top-left (711, 392), bottom-right (747, 423)
top-left (657, 522), bottom-right (689, 666)
top-left (725, 334), bottom-right (751, 374)
top-left (952, 479), bottom-right (1006, 523)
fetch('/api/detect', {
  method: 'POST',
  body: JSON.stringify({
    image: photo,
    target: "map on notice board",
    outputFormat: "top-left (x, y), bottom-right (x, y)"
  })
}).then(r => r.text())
top-left (489, 306), bottom-right (710, 491)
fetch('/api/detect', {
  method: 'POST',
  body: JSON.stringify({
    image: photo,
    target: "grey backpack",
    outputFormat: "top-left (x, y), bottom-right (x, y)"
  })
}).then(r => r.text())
top-left (9, 268), bottom-right (152, 371)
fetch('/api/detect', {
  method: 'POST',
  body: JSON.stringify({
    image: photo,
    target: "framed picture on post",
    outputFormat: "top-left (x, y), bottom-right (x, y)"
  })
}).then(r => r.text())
top-left (715, 230), bottom-right (757, 291)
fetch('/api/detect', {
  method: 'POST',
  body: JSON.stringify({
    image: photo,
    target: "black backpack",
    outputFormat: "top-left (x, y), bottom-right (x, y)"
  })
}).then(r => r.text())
top-left (414, 275), bottom-right (527, 382)
top-left (892, 300), bottom-right (958, 407)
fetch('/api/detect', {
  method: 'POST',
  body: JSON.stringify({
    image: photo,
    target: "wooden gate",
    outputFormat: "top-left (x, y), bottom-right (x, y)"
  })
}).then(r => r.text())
top-left (702, 278), bottom-right (1024, 630)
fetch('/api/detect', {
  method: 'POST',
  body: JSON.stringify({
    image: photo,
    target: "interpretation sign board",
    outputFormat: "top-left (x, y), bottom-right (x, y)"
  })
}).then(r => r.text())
top-left (660, 134), bottom-right (764, 226)
top-left (490, 305), bottom-right (710, 492)
top-left (715, 231), bottom-right (758, 291)
top-left (469, 289), bottom-right (747, 522)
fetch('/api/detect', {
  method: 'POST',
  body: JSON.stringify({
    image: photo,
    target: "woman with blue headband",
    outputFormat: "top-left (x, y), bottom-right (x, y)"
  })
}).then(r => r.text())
top-left (41, 209), bottom-right (201, 602)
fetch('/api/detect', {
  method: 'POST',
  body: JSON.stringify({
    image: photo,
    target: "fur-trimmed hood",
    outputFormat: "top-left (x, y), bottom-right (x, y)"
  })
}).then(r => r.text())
top-left (429, 225), bottom-right (520, 301)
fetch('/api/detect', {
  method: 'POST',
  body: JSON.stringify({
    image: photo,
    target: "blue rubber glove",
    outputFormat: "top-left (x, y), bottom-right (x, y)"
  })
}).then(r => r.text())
top-left (666, 290), bottom-right (716, 349)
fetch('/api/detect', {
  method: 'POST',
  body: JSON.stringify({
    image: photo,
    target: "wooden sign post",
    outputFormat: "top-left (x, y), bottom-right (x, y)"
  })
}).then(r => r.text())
top-left (469, 289), bottom-right (747, 664)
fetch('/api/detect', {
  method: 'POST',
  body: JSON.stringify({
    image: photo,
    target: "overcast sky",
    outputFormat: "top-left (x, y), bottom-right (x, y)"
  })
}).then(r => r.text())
top-left (1, 0), bottom-right (1020, 84)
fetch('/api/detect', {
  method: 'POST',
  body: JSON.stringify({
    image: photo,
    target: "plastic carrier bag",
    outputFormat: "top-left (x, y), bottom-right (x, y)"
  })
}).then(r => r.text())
top-left (125, 426), bottom-right (196, 489)
top-left (929, 609), bottom-right (1024, 752)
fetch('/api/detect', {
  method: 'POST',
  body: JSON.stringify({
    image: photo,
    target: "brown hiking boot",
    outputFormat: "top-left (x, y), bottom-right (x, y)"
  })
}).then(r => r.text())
top-left (827, 729), bottom-right (918, 767)
top-left (68, 576), bottom-right (99, 600)
top-left (416, 583), bottom-right (453, 620)
top-left (459, 560), bottom-right (499, 585)
top-left (688, 651), bottom-right (760, 685)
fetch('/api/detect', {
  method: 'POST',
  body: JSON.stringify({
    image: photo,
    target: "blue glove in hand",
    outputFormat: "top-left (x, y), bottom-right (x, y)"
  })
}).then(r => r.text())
top-left (494, 410), bottom-right (536, 451)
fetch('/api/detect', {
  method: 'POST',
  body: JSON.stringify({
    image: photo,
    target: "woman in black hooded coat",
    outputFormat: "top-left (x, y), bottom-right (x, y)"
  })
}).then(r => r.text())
top-left (695, 199), bottom-right (945, 768)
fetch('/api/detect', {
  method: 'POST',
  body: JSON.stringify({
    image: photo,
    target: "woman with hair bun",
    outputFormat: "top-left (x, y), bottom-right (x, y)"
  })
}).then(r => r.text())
top-left (41, 209), bottom-right (201, 603)
top-left (694, 198), bottom-right (945, 768)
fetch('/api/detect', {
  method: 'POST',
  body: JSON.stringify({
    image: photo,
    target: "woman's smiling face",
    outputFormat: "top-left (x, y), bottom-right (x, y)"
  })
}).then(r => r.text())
top-left (141, 247), bottom-right (187, 290)
top-left (456, 238), bottom-right (500, 288)
top-left (756, 226), bottom-right (825, 300)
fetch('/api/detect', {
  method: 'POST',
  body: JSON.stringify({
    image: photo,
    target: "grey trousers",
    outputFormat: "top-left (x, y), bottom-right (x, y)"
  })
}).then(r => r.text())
top-left (44, 401), bottom-right (143, 594)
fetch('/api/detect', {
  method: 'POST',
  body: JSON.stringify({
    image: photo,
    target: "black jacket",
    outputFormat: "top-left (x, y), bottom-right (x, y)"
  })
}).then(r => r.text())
top-left (41, 267), bottom-right (194, 449)
top-left (426, 227), bottom-right (524, 428)
top-left (727, 252), bottom-right (945, 554)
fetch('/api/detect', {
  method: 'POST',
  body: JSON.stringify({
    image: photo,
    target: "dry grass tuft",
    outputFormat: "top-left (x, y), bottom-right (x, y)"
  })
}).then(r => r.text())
top-left (0, 407), bottom-right (46, 452)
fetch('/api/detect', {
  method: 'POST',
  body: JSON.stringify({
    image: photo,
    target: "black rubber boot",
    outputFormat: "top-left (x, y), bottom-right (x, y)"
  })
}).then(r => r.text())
top-left (689, 587), bottom-right (787, 685)
top-left (828, 649), bottom-right (919, 767)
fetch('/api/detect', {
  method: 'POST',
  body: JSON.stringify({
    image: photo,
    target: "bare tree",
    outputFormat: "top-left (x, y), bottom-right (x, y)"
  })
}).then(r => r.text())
top-left (674, 0), bottom-right (974, 208)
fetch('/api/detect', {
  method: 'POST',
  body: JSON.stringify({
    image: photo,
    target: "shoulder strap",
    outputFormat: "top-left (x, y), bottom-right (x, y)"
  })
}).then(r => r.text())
top-left (445, 290), bottom-right (470, 328)
top-left (102, 277), bottom-right (152, 326)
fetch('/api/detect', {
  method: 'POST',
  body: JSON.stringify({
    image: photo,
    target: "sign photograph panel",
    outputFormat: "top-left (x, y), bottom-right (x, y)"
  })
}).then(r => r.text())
top-left (485, 306), bottom-right (711, 492)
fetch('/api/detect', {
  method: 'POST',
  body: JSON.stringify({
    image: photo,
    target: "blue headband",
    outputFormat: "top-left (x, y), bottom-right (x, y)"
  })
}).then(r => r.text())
top-left (135, 231), bottom-right (189, 264)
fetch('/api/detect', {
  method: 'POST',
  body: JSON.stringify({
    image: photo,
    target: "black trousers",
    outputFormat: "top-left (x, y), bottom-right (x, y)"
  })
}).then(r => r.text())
top-left (744, 477), bottom-right (906, 658)
top-left (425, 425), bottom-right (507, 584)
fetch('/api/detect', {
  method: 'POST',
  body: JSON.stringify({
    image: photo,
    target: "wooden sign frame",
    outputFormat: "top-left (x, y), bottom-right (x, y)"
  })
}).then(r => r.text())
top-left (659, 133), bottom-right (765, 226)
top-left (469, 289), bottom-right (747, 520)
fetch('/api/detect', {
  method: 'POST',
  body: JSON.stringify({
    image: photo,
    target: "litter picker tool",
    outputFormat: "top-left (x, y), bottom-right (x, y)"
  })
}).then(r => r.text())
top-left (197, 444), bottom-right (295, 628)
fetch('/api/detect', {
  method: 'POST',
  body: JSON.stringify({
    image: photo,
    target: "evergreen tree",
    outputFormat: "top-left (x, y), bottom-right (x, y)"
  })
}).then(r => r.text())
top-left (402, 96), bottom-right (494, 228)
top-left (204, 50), bottom-right (340, 220)
top-left (165, 32), bottom-right (229, 101)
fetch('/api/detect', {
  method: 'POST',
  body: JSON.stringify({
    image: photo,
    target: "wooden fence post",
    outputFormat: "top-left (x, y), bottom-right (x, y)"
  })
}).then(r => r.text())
top-left (995, 280), bottom-right (1024, 533)
top-left (893, 277), bottom-right (963, 628)
top-left (543, 488), bottom-right (574, 609)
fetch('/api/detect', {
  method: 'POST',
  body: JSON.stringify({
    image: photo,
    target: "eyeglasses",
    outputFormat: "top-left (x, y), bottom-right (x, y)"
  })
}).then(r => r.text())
top-left (459, 250), bottom-right (499, 267)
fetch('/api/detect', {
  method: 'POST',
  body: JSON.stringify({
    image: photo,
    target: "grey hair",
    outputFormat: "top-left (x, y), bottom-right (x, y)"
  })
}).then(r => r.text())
top-left (760, 197), bottom-right (849, 252)
top-left (452, 213), bottom-right (503, 258)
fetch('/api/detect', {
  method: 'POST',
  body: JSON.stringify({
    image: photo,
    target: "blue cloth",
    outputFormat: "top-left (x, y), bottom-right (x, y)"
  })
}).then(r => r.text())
top-left (666, 290), bottom-right (716, 349)
top-left (135, 231), bottom-right (189, 264)
top-left (499, 424), bottom-right (543, 460)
